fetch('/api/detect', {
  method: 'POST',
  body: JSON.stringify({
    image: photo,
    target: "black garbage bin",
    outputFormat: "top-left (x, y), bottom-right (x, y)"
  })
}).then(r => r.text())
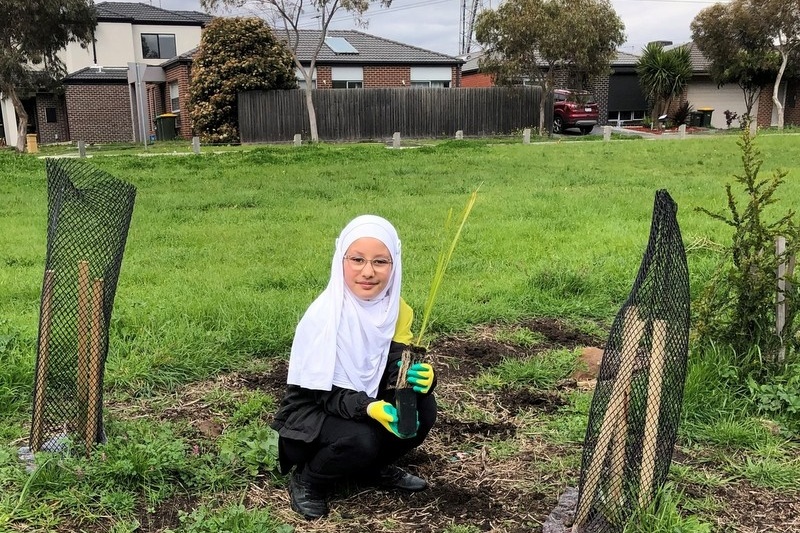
top-left (689, 111), bottom-right (703, 127)
top-left (155, 113), bottom-right (177, 141)
top-left (697, 108), bottom-right (714, 128)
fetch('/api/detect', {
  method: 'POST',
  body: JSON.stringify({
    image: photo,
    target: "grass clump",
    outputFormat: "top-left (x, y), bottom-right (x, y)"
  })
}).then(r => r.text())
top-left (473, 348), bottom-right (577, 390)
top-left (622, 484), bottom-right (712, 533)
top-left (171, 503), bottom-right (292, 533)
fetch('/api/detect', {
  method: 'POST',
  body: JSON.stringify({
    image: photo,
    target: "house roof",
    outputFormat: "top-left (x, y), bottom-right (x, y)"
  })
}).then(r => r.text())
top-left (95, 2), bottom-right (210, 26)
top-left (160, 47), bottom-right (198, 69)
top-left (665, 41), bottom-right (711, 73)
top-left (614, 51), bottom-right (640, 66)
top-left (289, 30), bottom-right (461, 65)
top-left (461, 50), bottom-right (639, 73)
top-left (63, 66), bottom-right (130, 84)
top-left (156, 29), bottom-right (460, 66)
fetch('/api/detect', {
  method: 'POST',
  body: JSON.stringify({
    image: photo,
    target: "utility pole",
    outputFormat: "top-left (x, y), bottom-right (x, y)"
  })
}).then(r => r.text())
top-left (458, 0), bottom-right (484, 57)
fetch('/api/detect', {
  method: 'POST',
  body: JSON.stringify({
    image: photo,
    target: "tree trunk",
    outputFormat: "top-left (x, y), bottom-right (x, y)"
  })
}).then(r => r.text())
top-left (539, 96), bottom-right (546, 135)
top-left (741, 84), bottom-right (759, 120)
top-left (304, 85), bottom-right (319, 143)
top-left (772, 50), bottom-right (788, 130)
top-left (2, 85), bottom-right (29, 152)
top-left (295, 64), bottom-right (320, 143)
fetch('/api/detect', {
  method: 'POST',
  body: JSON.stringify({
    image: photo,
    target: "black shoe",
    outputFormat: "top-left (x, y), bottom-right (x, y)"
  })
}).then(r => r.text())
top-left (378, 465), bottom-right (428, 492)
top-left (289, 470), bottom-right (328, 520)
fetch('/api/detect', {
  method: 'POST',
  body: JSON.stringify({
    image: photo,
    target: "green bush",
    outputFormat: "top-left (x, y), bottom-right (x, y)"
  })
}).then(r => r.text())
top-left (188, 18), bottom-right (297, 144)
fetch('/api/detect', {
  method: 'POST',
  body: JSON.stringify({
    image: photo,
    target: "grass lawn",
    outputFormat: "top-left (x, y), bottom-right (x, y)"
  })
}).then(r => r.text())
top-left (0, 133), bottom-right (798, 532)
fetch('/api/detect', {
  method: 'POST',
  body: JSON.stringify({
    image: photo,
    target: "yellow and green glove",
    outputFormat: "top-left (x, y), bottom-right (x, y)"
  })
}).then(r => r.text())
top-left (367, 400), bottom-right (402, 437)
top-left (367, 400), bottom-right (417, 438)
top-left (406, 362), bottom-right (434, 394)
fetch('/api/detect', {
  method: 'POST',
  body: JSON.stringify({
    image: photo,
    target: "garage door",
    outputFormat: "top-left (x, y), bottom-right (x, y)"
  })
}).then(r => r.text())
top-left (686, 80), bottom-right (754, 129)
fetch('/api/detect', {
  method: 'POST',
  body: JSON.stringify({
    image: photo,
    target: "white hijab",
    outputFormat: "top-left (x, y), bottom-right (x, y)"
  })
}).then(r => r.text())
top-left (287, 215), bottom-right (402, 397)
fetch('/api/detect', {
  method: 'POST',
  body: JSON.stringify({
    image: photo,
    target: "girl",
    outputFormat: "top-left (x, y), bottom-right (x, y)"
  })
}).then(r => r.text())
top-left (271, 215), bottom-right (437, 520)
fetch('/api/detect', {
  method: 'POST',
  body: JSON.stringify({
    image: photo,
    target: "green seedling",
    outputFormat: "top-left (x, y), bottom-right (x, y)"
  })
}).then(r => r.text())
top-left (415, 187), bottom-right (479, 346)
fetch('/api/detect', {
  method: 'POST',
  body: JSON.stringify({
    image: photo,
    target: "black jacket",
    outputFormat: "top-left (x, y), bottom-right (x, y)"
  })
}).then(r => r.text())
top-left (271, 341), bottom-right (435, 443)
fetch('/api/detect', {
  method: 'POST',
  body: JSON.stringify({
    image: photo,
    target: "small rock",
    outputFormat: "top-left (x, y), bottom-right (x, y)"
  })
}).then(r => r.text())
top-left (543, 486), bottom-right (578, 533)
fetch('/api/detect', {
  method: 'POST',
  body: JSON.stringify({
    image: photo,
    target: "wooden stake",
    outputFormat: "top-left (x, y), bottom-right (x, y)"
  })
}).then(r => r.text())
top-left (31, 270), bottom-right (55, 452)
top-left (776, 237), bottom-right (787, 363)
top-left (638, 320), bottom-right (668, 508)
top-left (573, 306), bottom-right (643, 531)
top-left (607, 390), bottom-right (631, 506)
top-left (77, 260), bottom-right (90, 411)
top-left (84, 278), bottom-right (104, 457)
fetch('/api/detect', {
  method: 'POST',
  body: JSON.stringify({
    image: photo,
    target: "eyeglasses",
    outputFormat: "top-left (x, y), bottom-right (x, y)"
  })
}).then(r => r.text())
top-left (343, 255), bottom-right (393, 271)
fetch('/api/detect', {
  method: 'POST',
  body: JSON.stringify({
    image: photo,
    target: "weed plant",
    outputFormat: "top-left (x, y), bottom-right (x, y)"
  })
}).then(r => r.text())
top-left (694, 119), bottom-right (800, 365)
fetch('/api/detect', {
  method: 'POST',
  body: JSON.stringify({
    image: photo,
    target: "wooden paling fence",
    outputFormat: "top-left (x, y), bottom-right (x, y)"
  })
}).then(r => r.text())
top-left (238, 86), bottom-right (548, 143)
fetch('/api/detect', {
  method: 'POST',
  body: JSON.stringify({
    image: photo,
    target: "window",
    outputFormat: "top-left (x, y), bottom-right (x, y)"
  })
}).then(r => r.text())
top-left (411, 81), bottom-right (449, 88)
top-left (410, 67), bottom-right (451, 89)
top-left (45, 107), bottom-right (58, 123)
top-left (169, 82), bottom-right (180, 113)
top-left (332, 80), bottom-right (363, 89)
top-left (296, 68), bottom-right (316, 89)
top-left (331, 67), bottom-right (363, 89)
top-left (608, 110), bottom-right (646, 125)
top-left (141, 34), bottom-right (177, 59)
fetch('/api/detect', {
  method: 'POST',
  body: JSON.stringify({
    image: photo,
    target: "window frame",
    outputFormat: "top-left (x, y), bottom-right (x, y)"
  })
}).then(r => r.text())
top-left (168, 82), bottom-right (180, 114)
top-left (141, 33), bottom-right (177, 60)
top-left (332, 80), bottom-right (363, 89)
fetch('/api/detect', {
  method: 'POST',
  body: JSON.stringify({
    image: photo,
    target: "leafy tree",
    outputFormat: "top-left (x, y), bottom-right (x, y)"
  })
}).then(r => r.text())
top-left (752, 0), bottom-right (800, 129)
top-left (188, 17), bottom-right (297, 144)
top-left (474, 0), bottom-right (625, 134)
top-left (201, 0), bottom-right (392, 143)
top-left (0, 0), bottom-right (96, 152)
top-left (691, 0), bottom-right (779, 120)
top-left (636, 43), bottom-right (692, 124)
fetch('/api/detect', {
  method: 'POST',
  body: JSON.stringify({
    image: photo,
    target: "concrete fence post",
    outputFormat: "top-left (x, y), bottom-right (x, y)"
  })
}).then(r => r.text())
top-left (392, 132), bottom-right (401, 148)
top-left (455, 130), bottom-right (464, 140)
top-left (523, 128), bottom-right (531, 144)
top-left (78, 140), bottom-right (86, 158)
top-left (191, 137), bottom-right (201, 154)
top-left (603, 126), bottom-right (612, 141)
top-left (678, 124), bottom-right (686, 139)
top-left (294, 134), bottom-right (302, 147)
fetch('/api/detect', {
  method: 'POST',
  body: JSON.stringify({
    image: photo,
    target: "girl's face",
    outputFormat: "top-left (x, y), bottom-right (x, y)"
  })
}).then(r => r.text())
top-left (343, 237), bottom-right (393, 300)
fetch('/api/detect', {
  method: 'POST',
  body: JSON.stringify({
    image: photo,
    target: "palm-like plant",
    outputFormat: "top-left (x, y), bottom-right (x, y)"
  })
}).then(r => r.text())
top-left (636, 43), bottom-right (693, 123)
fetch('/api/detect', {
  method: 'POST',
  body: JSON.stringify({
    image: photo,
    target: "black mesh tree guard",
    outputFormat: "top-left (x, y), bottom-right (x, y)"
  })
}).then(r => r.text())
top-left (29, 159), bottom-right (136, 456)
top-left (572, 190), bottom-right (690, 532)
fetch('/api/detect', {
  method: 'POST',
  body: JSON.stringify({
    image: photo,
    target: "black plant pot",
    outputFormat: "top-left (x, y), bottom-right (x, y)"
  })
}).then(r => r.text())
top-left (395, 387), bottom-right (418, 438)
top-left (395, 345), bottom-right (426, 438)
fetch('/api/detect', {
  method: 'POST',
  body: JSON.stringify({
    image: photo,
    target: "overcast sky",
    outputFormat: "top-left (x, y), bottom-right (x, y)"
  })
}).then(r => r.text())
top-left (147, 0), bottom-right (730, 57)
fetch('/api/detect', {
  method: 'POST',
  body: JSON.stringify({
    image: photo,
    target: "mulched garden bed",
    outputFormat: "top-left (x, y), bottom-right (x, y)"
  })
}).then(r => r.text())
top-left (105, 318), bottom-right (798, 533)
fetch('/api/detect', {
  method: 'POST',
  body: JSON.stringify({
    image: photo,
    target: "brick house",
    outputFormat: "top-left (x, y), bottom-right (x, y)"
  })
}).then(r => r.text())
top-left (289, 30), bottom-right (462, 90)
top-left (0, 2), bottom-right (210, 147)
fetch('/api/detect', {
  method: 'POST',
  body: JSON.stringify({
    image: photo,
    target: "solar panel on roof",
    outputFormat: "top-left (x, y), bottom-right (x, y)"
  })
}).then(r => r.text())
top-left (325, 36), bottom-right (359, 54)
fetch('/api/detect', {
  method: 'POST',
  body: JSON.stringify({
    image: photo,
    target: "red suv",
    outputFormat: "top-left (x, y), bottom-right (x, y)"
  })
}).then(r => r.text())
top-left (553, 89), bottom-right (599, 135)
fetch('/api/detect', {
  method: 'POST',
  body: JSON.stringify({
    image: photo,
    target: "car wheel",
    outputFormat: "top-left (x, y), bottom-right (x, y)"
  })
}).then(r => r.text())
top-left (553, 116), bottom-right (564, 134)
top-left (579, 126), bottom-right (593, 135)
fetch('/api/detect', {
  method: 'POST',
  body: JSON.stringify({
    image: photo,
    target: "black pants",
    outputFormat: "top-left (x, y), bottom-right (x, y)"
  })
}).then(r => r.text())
top-left (280, 393), bottom-right (437, 488)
